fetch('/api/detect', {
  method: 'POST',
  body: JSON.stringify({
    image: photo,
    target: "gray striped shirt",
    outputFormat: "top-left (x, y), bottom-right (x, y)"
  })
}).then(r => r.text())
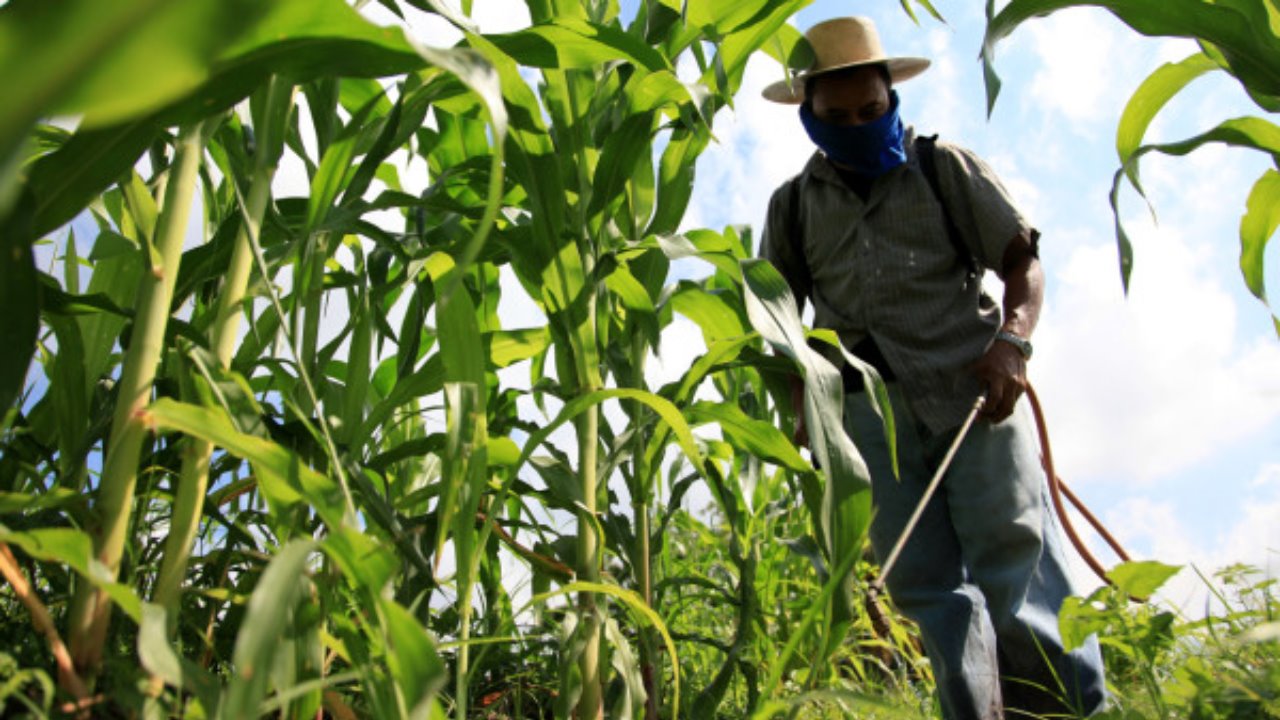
top-left (761, 128), bottom-right (1033, 434)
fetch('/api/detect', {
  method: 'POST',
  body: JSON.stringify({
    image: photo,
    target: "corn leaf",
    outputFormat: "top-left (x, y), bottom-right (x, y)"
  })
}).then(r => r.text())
top-left (219, 539), bottom-right (317, 720)
top-left (146, 399), bottom-right (347, 529)
top-left (1240, 169), bottom-right (1280, 331)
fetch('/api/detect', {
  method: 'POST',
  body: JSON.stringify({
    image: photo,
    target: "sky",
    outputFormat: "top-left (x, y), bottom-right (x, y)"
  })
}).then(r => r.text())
top-left (317, 0), bottom-right (1280, 612)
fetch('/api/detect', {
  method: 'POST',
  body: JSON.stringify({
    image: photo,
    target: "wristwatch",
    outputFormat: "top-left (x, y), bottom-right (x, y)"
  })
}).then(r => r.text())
top-left (995, 330), bottom-right (1033, 360)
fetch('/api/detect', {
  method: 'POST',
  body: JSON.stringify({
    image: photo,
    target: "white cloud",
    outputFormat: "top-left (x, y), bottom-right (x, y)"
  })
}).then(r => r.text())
top-left (1025, 9), bottom-right (1136, 129)
top-left (1091, 465), bottom-right (1280, 615)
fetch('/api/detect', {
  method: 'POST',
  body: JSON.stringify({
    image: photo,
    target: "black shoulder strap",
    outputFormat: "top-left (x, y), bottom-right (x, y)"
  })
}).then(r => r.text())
top-left (785, 176), bottom-right (812, 301)
top-left (916, 134), bottom-right (979, 277)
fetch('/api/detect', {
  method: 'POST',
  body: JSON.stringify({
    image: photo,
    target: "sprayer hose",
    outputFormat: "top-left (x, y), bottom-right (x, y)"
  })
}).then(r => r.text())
top-left (1025, 383), bottom-right (1131, 586)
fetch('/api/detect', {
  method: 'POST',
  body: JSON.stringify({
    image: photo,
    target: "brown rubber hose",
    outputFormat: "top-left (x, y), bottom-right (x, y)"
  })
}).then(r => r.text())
top-left (1025, 384), bottom-right (1131, 586)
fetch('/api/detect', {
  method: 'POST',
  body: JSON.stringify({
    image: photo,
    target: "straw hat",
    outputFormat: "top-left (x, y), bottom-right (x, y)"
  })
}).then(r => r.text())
top-left (762, 17), bottom-right (930, 104)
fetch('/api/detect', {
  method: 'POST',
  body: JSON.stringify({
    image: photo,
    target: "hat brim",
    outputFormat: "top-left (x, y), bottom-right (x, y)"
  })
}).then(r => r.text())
top-left (762, 57), bottom-right (930, 104)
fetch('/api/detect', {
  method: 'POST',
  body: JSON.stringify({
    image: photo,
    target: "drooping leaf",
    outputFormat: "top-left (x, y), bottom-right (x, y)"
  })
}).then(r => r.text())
top-left (488, 18), bottom-right (670, 72)
top-left (376, 598), bottom-right (447, 718)
top-left (145, 399), bottom-right (347, 528)
top-left (983, 0), bottom-right (1280, 116)
top-left (1110, 115), bottom-right (1280, 290)
top-left (0, 0), bottom-right (264, 166)
top-left (1240, 169), bottom-right (1280, 313)
top-left (0, 525), bottom-right (142, 622)
top-left (687, 401), bottom-right (809, 472)
top-left (1116, 52), bottom-right (1220, 176)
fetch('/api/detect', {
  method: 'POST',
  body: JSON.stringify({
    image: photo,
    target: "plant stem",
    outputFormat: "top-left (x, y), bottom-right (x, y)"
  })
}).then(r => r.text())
top-left (151, 80), bottom-right (289, 618)
top-left (0, 543), bottom-right (89, 702)
top-left (67, 120), bottom-right (208, 678)
top-left (575, 399), bottom-right (603, 720)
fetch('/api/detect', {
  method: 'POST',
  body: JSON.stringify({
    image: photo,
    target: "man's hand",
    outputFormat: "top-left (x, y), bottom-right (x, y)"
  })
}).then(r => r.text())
top-left (970, 339), bottom-right (1027, 422)
top-left (973, 229), bottom-right (1042, 423)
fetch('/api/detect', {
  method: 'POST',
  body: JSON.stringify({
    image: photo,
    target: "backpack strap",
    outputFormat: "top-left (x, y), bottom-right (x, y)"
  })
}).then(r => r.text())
top-left (916, 134), bottom-right (979, 278)
top-left (784, 175), bottom-right (813, 303)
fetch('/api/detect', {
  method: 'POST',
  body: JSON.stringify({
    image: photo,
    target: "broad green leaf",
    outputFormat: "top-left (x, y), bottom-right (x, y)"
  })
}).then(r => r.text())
top-left (22, 119), bottom-right (159, 243)
top-left (1106, 560), bottom-right (1182, 600)
top-left (740, 257), bottom-right (871, 660)
top-left (1117, 52), bottom-right (1219, 172)
top-left (322, 527), bottom-right (399, 596)
top-left (485, 327), bottom-right (551, 367)
top-left (219, 539), bottom-right (317, 720)
top-left (0, 525), bottom-right (142, 622)
top-left (687, 401), bottom-right (809, 472)
top-left (139, 603), bottom-right (221, 712)
top-left (647, 128), bottom-right (710, 236)
top-left (1111, 115), bottom-right (1280, 290)
top-left (603, 262), bottom-right (657, 314)
top-left (669, 283), bottom-right (747, 342)
top-left (984, 0), bottom-right (1280, 115)
top-left (146, 399), bottom-right (347, 529)
top-left (1240, 169), bottom-right (1280, 312)
top-left (0, 0), bottom-right (263, 166)
top-left (376, 598), bottom-right (447, 718)
top-left (488, 18), bottom-right (669, 72)
top-left (586, 113), bottom-right (656, 221)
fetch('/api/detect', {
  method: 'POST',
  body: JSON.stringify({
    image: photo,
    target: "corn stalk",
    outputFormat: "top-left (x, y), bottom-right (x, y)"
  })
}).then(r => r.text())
top-left (67, 120), bottom-right (209, 678)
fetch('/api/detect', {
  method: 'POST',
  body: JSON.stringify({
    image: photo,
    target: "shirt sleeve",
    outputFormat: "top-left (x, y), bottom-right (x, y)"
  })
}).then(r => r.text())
top-left (933, 141), bottom-right (1035, 274)
top-left (759, 177), bottom-right (811, 308)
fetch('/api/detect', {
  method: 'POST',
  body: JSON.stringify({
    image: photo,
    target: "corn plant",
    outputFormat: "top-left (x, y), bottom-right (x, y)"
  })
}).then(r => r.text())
top-left (0, 0), bottom-right (905, 717)
top-left (982, 0), bottom-right (1280, 331)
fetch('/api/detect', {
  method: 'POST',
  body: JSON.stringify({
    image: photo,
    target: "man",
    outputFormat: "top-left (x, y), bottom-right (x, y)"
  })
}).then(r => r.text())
top-left (759, 17), bottom-right (1106, 720)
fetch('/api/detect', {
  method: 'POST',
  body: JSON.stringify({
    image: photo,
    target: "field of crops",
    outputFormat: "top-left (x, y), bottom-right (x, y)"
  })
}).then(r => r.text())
top-left (0, 0), bottom-right (1277, 718)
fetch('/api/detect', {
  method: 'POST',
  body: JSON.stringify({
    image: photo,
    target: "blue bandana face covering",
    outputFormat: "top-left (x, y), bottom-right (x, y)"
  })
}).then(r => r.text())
top-left (800, 89), bottom-right (907, 177)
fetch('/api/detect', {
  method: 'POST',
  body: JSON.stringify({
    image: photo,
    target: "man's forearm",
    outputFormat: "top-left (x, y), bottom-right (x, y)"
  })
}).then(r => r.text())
top-left (1000, 232), bottom-right (1043, 339)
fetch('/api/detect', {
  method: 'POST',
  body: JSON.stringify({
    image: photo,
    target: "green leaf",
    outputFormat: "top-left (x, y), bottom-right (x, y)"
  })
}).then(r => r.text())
top-left (984, 0), bottom-right (1280, 116)
top-left (0, 0), bottom-right (264, 165)
top-left (376, 598), bottom-right (447, 718)
top-left (1117, 52), bottom-right (1220, 172)
top-left (139, 603), bottom-right (221, 712)
top-left (1240, 169), bottom-right (1280, 309)
top-left (488, 18), bottom-right (670, 72)
top-left (1106, 560), bottom-right (1182, 600)
top-left (586, 113), bottom-right (656, 222)
top-left (219, 539), bottom-right (317, 720)
top-left (0, 525), bottom-right (142, 622)
top-left (485, 327), bottom-right (550, 368)
top-left (146, 399), bottom-right (347, 528)
top-left (321, 527), bottom-right (399, 596)
top-left (687, 401), bottom-right (809, 472)
top-left (740, 258), bottom-right (871, 658)
top-left (527, 580), bottom-right (680, 714)
top-left (1111, 115), bottom-right (1280, 290)
top-left (668, 283), bottom-right (747, 341)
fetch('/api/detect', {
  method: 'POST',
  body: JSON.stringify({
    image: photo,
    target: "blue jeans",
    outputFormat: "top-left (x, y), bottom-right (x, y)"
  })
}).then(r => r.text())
top-left (844, 386), bottom-right (1106, 719)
